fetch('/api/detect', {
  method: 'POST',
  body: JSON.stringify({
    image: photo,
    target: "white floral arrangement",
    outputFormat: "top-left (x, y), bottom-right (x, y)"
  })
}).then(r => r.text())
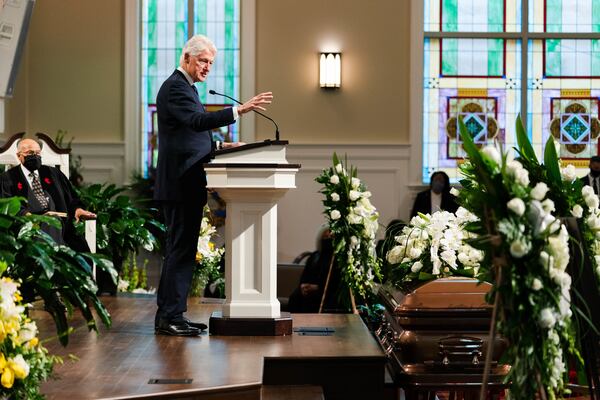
top-left (0, 273), bottom-right (59, 398)
top-left (386, 207), bottom-right (483, 285)
top-left (190, 207), bottom-right (225, 297)
top-left (576, 185), bottom-right (600, 280)
top-left (315, 153), bottom-right (381, 302)
top-left (456, 117), bottom-right (579, 399)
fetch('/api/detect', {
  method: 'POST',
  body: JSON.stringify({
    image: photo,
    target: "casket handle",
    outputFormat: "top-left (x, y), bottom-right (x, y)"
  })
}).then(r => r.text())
top-left (438, 336), bottom-right (483, 366)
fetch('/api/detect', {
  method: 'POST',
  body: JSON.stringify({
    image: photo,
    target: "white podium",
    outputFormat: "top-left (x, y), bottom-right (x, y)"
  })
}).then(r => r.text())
top-left (204, 140), bottom-right (300, 335)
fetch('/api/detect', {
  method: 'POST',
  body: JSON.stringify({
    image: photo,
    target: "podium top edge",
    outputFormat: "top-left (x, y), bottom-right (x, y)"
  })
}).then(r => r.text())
top-left (214, 139), bottom-right (289, 156)
top-left (204, 163), bottom-right (301, 169)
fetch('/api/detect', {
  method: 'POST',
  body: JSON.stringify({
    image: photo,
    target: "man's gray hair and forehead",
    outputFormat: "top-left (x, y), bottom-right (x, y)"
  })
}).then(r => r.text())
top-left (17, 138), bottom-right (42, 152)
top-left (179, 35), bottom-right (217, 66)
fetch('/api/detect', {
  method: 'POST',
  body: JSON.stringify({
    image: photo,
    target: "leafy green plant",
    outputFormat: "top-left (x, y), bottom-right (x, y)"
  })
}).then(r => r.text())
top-left (0, 197), bottom-right (116, 346)
top-left (118, 255), bottom-right (153, 293)
top-left (76, 184), bottom-right (165, 271)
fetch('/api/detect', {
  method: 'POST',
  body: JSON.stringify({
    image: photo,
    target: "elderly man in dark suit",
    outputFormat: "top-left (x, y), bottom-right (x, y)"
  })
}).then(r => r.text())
top-left (0, 138), bottom-right (96, 252)
top-left (154, 34), bottom-right (273, 336)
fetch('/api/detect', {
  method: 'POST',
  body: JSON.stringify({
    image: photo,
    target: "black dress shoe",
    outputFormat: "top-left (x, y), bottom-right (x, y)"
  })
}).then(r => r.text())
top-left (155, 321), bottom-right (201, 336)
top-left (182, 317), bottom-right (208, 331)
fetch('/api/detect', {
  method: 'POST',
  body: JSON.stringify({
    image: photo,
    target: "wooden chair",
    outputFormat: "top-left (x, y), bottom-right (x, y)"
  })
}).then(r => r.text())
top-left (0, 132), bottom-right (97, 261)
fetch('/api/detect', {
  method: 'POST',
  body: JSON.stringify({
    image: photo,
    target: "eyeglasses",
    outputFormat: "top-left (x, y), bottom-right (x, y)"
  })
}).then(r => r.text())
top-left (19, 150), bottom-right (41, 156)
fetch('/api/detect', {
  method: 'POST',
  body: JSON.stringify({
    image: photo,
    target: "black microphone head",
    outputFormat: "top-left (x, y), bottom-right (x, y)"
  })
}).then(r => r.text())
top-left (209, 89), bottom-right (216, 95)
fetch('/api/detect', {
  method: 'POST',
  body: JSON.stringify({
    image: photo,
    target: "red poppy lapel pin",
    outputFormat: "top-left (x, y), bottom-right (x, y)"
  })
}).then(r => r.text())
top-left (17, 182), bottom-right (23, 191)
top-left (43, 177), bottom-right (52, 185)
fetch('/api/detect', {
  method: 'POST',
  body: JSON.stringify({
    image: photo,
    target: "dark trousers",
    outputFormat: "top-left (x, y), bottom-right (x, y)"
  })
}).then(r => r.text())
top-left (156, 197), bottom-right (206, 324)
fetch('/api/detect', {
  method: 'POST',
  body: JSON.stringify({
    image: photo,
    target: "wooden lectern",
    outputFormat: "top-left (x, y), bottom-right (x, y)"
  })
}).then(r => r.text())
top-left (205, 140), bottom-right (300, 335)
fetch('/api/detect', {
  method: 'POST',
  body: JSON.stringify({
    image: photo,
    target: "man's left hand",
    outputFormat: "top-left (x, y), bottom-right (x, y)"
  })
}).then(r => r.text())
top-left (221, 142), bottom-right (245, 149)
top-left (75, 208), bottom-right (97, 222)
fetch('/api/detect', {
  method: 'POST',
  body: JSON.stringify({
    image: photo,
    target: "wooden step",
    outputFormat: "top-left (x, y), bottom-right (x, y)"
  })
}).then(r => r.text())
top-left (261, 385), bottom-right (324, 400)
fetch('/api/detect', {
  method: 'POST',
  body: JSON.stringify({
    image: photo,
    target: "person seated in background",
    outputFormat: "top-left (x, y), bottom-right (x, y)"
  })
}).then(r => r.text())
top-left (288, 226), bottom-right (344, 313)
top-left (0, 138), bottom-right (95, 252)
top-left (580, 155), bottom-right (600, 195)
top-left (376, 219), bottom-right (406, 281)
top-left (410, 171), bottom-right (458, 218)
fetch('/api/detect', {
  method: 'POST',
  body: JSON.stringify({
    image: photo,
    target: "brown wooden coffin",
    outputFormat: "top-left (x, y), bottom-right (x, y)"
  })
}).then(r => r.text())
top-left (376, 277), bottom-right (510, 385)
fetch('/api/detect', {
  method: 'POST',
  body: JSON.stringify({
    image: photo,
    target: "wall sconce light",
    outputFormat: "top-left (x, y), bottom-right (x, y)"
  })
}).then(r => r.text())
top-left (319, 52), bottom-right (341, 88)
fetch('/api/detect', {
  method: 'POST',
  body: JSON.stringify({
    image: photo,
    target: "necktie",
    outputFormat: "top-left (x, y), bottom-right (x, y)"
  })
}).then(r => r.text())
top-left (29, 172), bottom-right (49, 209)
top-left (192, 85), bottom-right (198, 96)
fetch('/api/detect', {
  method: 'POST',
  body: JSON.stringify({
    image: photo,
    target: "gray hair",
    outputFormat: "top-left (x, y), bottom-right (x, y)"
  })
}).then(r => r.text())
top-left (179, 35), bottom-right (217, 66)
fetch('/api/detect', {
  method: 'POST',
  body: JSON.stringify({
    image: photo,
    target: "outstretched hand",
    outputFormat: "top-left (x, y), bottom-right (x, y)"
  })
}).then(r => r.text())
top-left (75, 208), bottom-right (97, 222)
top-left (238, 92), bottom-right (273, 115)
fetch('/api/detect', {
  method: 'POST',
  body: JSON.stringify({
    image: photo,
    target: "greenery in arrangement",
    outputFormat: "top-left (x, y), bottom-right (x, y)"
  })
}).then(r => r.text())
top-left (190, 207), bottom-right (224, 298)
top-left (454, 116), bottom-right (580, 399)
top-left (316, 153), bottom-right (381, 306)
top-left (385, 208), bottom-right (484, 288)
top-left (117, 255), bottom-right (154, 294)
top-left (0, 273), bottom-right (61, 399)
top-left (0, 197), bottom-right (116, 346)
top-left (75, 184), bottom-right (165, 270)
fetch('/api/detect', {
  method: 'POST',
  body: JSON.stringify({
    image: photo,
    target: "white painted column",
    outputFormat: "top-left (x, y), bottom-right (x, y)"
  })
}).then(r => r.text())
top-left (0, 98), bottom-right (4, 134)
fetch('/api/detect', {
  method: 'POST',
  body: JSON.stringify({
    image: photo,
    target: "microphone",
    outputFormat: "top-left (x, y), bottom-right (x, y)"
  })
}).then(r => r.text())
top-left (209, 89), bottom-right (280, 141)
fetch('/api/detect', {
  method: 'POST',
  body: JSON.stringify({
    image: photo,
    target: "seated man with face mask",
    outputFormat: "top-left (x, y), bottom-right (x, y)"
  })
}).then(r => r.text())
top-left (0, 138), bottom-right (95, 252)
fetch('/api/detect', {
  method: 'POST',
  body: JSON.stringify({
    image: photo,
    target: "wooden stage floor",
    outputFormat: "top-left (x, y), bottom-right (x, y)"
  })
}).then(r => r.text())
top-left (33, 295), bottom-right (386, 400)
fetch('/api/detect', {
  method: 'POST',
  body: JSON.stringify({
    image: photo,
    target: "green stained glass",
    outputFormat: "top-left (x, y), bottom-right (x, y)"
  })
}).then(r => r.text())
top-left (546, 0), bottom-right (562, 32)
top-left (488, 0), bottom-right (503, 32)
top-left (442, 39), bottom-right (458, 75)
top-left (442, 0), bottom-right (458, 31)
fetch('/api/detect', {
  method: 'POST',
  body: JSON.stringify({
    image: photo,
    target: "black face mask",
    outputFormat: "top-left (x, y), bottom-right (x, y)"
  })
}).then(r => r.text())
top-left (23, 154), bottom-right (42, 172)
top-left (431, 181), bottom-right (445, 194)
top-left (591, 170), bottom-right (600, 178)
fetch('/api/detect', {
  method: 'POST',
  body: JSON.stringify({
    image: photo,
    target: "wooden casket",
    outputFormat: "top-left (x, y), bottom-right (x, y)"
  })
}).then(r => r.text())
top-left (376, 277), bottom-right (510, 390)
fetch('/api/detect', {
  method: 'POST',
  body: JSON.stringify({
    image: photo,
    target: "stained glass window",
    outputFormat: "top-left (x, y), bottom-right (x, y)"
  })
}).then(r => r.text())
top-left (141, 0), bottom-right (240, 177)
top-left (423, 0), bottom-right (600, 183)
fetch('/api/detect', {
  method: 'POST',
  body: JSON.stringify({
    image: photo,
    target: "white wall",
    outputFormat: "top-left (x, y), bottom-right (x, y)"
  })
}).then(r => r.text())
top-left (277, 143), bottom-right (419, 262)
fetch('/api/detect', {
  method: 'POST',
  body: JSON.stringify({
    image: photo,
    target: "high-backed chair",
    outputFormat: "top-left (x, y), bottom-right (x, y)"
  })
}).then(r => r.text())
top-left (0, 132), bottom-right (97, 256)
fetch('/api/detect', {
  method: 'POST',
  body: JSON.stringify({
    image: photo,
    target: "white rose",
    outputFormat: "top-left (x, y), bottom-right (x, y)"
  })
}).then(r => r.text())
top-left (330, 192), bottom-right (340, 202)
top-left (329, 175), bottom-right (340, 185)
top-left (506, 160), bottom-right (523, 175)
top-left (482, 146), bottom-right (502, 165)
top-left (538, 308), bottom-right (556, 329)
top-left (515, 169), bottom-right (530, 186)
top-left (18, 321), bottom-right (37, 343)
top-left (587, 215), bottom-right (600, 230)
top-left (350, 236), bottom-right (359, 247)
top-left (335, 163), bottom-right (343, 174)
top-left (409, 247), bottom-right (422, 259)
top-left (532, 278), bottom-right (543, 291)
top-left (531, 182), bottom-right (549, 201)
top-left (347, 213), bottom-right (362, 224)
top-left (330, 210), bottom-right (341, 220)
top-left (510, 240), bottom-right (531, 258)
top-left (351, 177), bottom-right (361, 188)
top-left (571, 204), bottom-right (584, 218)
top-left (349, 190), bottom-right (361, 201)
top-left (541, 199), bottom-right (555, 213)
top-left (411, 261), bottom-right (423, 273)
top-left (561, 164), bottom-right (577, 182)
top-left (362, 191), bottom-right (372, 198)
top-left (594, 255), bottom-right (600, 267)
top-left (583, 185), bottom-right (596, 198)
top-left (450, 187), bottom-right (460, 197)
top-left (585, 194), bottom-right (600, 209)
top-left (387, 246), bottom-right (404, 264)
top-left (507, 198), bottom-right (526, 217)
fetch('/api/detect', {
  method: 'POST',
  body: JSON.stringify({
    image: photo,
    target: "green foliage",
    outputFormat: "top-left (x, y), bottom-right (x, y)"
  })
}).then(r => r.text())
top-left (456, 115), bottom-right (580, 399)
top-left (315, 153), bottom-right (381, 306)
top-left (76, 183), bottom-right (165, 267)
top-left (0, 197), bottom-right (116, 346)
top-left (119, 254), bottom-right (151, 292)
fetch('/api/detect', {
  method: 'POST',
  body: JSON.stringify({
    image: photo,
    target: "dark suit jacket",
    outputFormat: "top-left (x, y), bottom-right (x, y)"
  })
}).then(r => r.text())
top-left (154, 70), bottom-right (235, 202)
top-left (410, 189), bottom-right (458, 218)
top-left (0, 165), bottom-right (89, 252)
